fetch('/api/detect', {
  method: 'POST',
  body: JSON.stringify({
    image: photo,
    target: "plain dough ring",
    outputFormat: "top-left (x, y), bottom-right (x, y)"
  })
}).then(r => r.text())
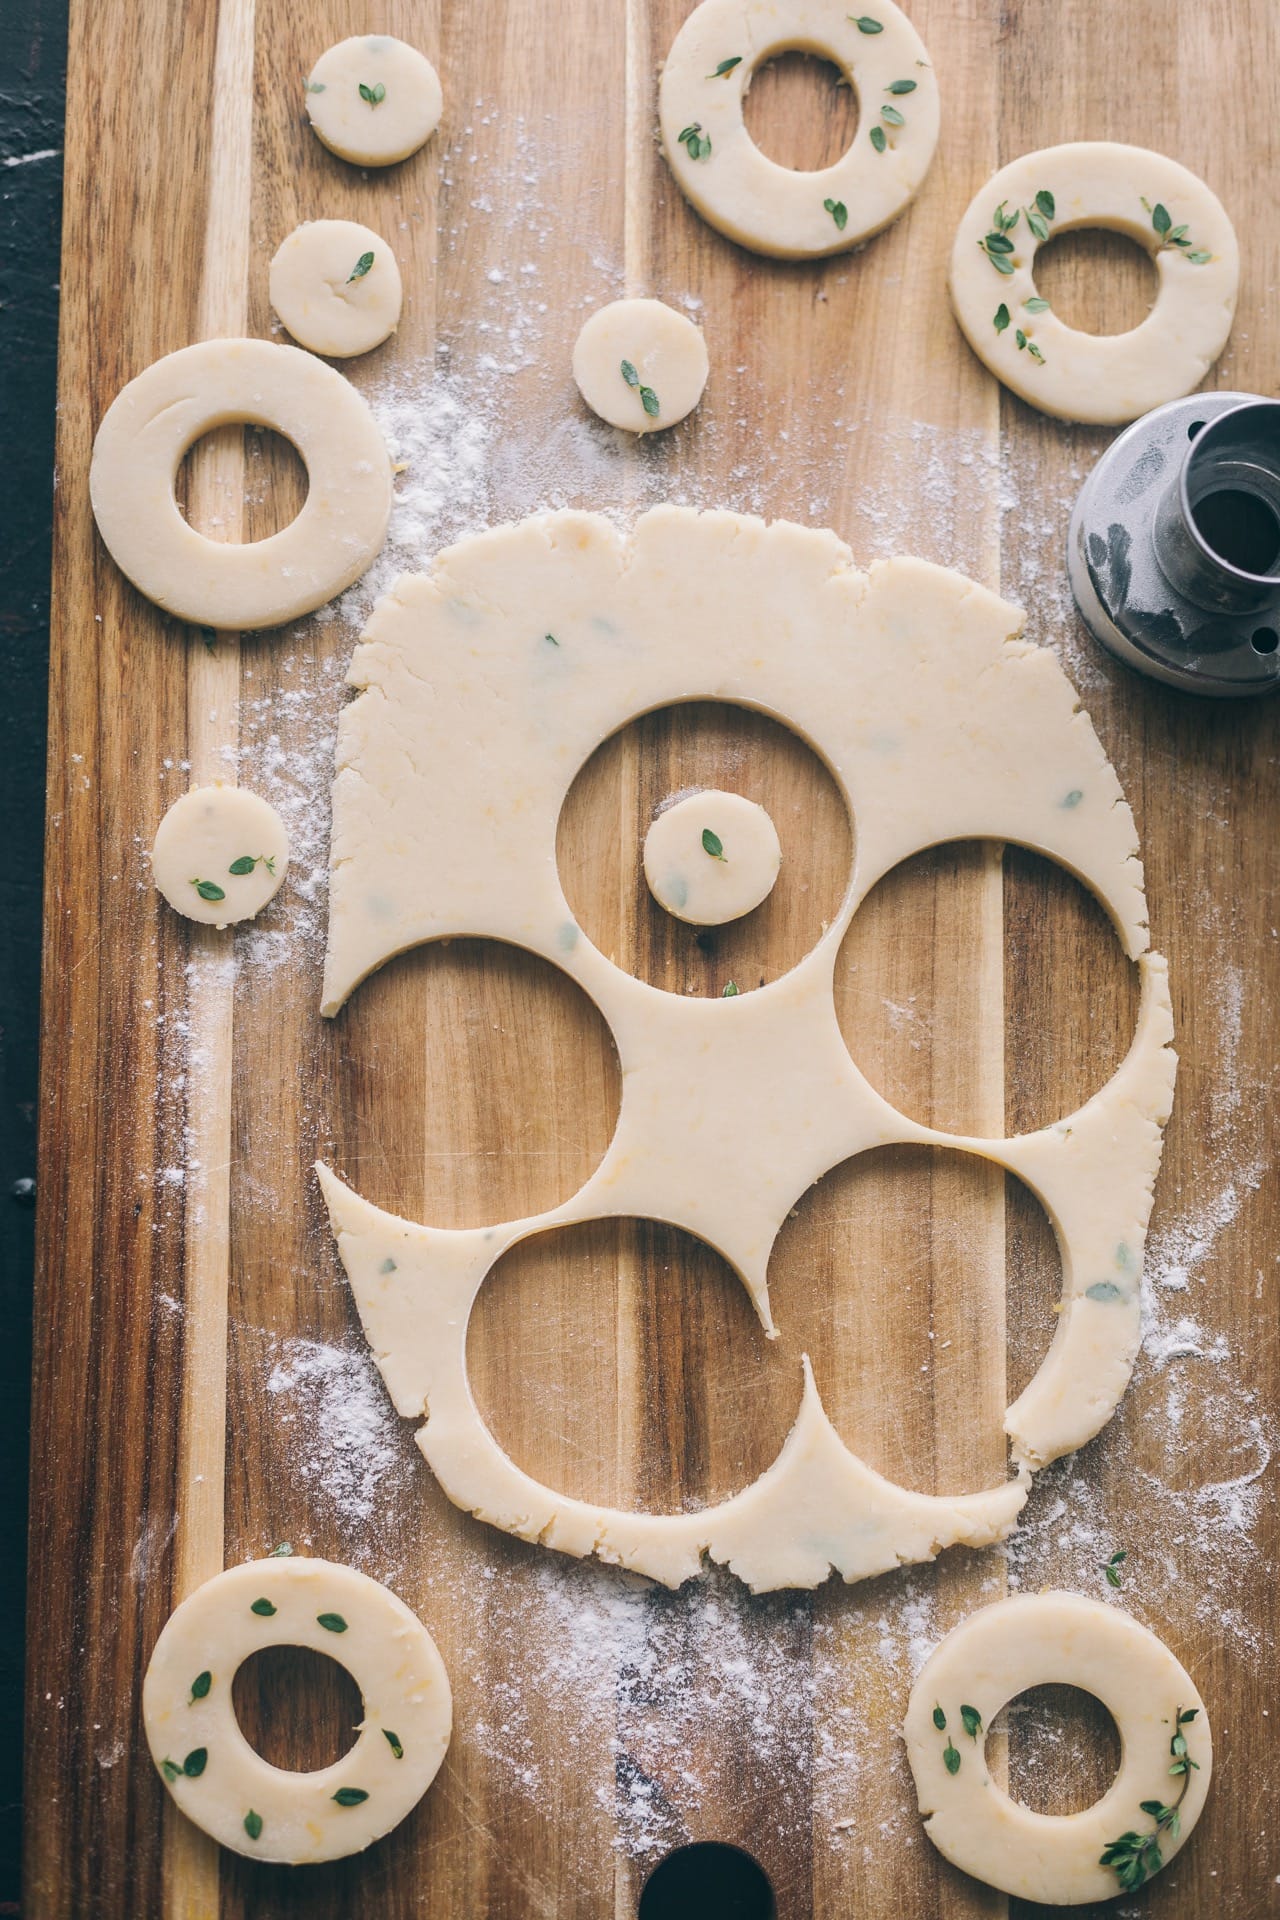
top-left (316, 508), bottom-right (1177, 1592)
top-left (269, 220), bottom-right (403, 359)
top-left (142, 1556), bottom-right (451, 1865)
top-left (904, 1593), bottom-right (1211, 1905)
top-left (572, 298), bottom-right (709, 434)
top-left (949, 143), bottom-right (1239, 425)
top-left (151, 785), bottom-right (289, 928)
top-left (305, 35), bottom-right (443, 167)
top-left (657, 0), bottom-right (939, 259)
top-left (644, 788), bottom-right (781, 924)
top-left (89, 339), bottom-right (392, 630)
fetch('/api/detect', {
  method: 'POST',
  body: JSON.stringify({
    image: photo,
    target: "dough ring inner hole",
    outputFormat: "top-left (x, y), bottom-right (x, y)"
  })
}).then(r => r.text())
top-left (232, 1644), bottom-right (363, 1772)
top-left (741, 48), bottom-right (860, 172)
top-left (1029, 224), bottom-right (1159, 336)
top-left (178, 422), bottom-right (310, 546)
top-left (993, 1684), bottom-right (1122, 1815)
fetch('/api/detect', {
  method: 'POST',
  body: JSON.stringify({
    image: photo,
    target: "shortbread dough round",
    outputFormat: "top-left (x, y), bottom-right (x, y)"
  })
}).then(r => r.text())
top-left (658, 0), bottom-right (939, 259)
top-left (152, 785), bottom-right (289, 929)
top-left (143, 1556), bottom-right (452, 1865)
top-left (269, 220), bottom-right (403, 359)
top-left (572, 298), bottom-right (709, 434)
top-left (644, 789), bottom-right (781, 923)
top-left (89, 339), bottom-right (392, 630)
top-left (905, 1593), bottom-right (1211, 1905)
top-left (950, 143), bottom-right (1239, 425)
top-left (305, 35), bottom-right (442, 167)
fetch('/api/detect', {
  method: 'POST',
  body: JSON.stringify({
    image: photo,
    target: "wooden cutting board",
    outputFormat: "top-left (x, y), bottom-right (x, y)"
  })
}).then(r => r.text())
top-left (28, 0), bottom-right (1280, 1914)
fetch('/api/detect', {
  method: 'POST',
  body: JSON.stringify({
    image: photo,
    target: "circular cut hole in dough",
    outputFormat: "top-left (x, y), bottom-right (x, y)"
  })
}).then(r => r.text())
top-left (269, 220), bottom-right (403, 359)
top-left (741, 49), bottom-right (859, 172)
top-left (151, 785), bottom-right (289, 929)
top-left (987, 1684), bottom-right (1122, 1816)
top-left (231, 1645), bottom-right (363, 1772)
top-left (305, 34), bottom-right (442, 167)
top-left (643, 789), bottom-right (781, 925)
top-left (835, 842), bottom-right (1140, 1136)
top-left (327, 938), bottom-right (622, 1229)
top-left (469, 1214), bottom-right (796, 1513)
top-left (1028, 227), bottom-right (1159, 337)
top-left (175, 425), bottom-right (309, 543)
top-left (558, 699), bottom-right (852, 998)
top-left (572, 297), bottom-right (709, 435)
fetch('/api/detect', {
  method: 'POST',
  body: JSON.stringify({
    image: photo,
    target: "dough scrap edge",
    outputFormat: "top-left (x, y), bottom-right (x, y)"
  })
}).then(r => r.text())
top-left (315, 1163), bottom-right (1028, 1593)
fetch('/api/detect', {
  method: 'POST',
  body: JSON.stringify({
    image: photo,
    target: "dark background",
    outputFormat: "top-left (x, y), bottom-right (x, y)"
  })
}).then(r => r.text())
top-left (1, 0), bottom-right (66, 1906)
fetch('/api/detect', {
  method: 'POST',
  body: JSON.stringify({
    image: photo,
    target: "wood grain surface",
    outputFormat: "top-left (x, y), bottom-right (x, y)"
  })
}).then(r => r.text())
top-left (28, 1), bottom-right (1280, 1916)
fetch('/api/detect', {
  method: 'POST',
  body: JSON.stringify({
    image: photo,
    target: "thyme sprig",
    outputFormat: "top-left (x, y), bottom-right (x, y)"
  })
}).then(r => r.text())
top-left (1100, 1709), bottom-right (1200, 1893)
top-left (620, 360), bottom-right (660, 418)
top-left (677, 122), bottom-right (711, 161)
top-left (1142, 198), bottom-right (1211, 264)
top-left (980, 191), bottom-right (1055, 276)
top-left (358, 81), bottom-right (386, 107)
top-left (824, 198), bottom-right (848, 231)
top-left (1102, 1548), bottom-right (1126, 1589)
top-left (228, 853), bottom-right (276, 876)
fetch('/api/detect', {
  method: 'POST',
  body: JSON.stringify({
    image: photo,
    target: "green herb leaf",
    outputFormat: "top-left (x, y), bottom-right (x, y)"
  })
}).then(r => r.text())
top-left (994, 303), bottom-right (1011, 333)
top-left (1027, 341), bottom-right (1046, 364)
top-left (850, 14), bottom-right (884, 30)
top-left (987, 251), bottom-right (1014, 275)
top-left (250, 1597), bottom-right (277, 1617)
top-left (1186, 250), bottom-right (1211, 264)
top-left (722, 980), bottom-right (740, 997)
top-left (869, 124), bottom-right (887, 153)
top-left (192, 879), bottom-right (226, 903)
top-left (359, 81), bottom-right (386, 106)
top-left (881, 104), bottom-right (904, 126)
top-left (190, 1671), bottom-right (212, 1701)
top-left (347, 251), bottom-right (376, 283)
top-left (942, 1738), bottom-right (961, 1776)
top-left (985, 231), bottom-right (1015, 254)
top-left (244, 1809), bottom-right (263, 1841)
top-left (1086, 1280), bottom-right (1123, 1302)
top-left (383, 1728), bottom-right (405, 1759)
top-left (1062, 788), bottom-right (1083, 807)
top-left (317, 1612), bottom-right (349, 1633)
top-left (1103, 1548), bottom-right (1127, 1588)
top-left (1178, 1708), bottom-right (1199, 1725)
top-left (620, 358), bottom-right (640, 388)
top-left (201, 627), bottom-right (217, 653)
top-left (183, 1748), bottom-right (208, 1778)
top-left (333, 1787), bottom-right (370, 1807)
top-left (994, 201), bottom-right (1018, 232)
top-left (268, 1541), bottom-right (294, 1557)
top-left (228, 856), bottom-right (257, 875)
top-left (161, 1757), bottom-right (182, 1782)
top-left (640, 385), bottom-right (661, 418)
top-left (702, 828), bottom-right (727, 861)
top-left (1035, 189), bottom-right (1055, 220)
top-left (1015, 328), bottom-right (1027, 350)
top-left (960, 1704), bottom-right (983, 1741)
top-left (544, 632), bottom-right (560, 647)
top-left (1026, 207), bottom-right (1049, 242)
top-left (677, 123), bottom-right (711, 160)
top-left (708, 56), bottom-right (742, 77)
top-left (823, 198), bottom-right (849, 231)
top-left (932, 1704), bottom-right (946, 1731)
top-left (379, 1256), bottom-right (397, 1273)
top-left (1152, 201), bottom-right (1172, 236)
top-left (886, 78), bottom-right (917, 93)
top-left (1101, 1703), bottom-right (1199, 1891)
top-left (303, 79), bottom-right (327, 94)
top-left (1024, 296), bottom-right (1050, 313)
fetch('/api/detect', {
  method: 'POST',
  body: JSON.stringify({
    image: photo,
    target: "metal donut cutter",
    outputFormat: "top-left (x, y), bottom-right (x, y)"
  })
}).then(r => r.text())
top-left (1069, 393), bottom-right (1280, 696)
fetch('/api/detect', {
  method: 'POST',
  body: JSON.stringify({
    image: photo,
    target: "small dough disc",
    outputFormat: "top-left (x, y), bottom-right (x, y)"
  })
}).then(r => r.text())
top-left (143, 1556), bottom-right (452, 1864)
top-left (572, 298), bottom-right (709, 434)
top-left (658, 0), bottom-right (939, 259)
top-left (89, 338), bottom-right (392, 630)
top-left (949, 143), bottom-right (1240, 425)
top-left (152, 786), bottom-right (289, 928)
top-left (644, 789), bottom-right (781, 923)
top-left (904, 1593), bottom-right (1212, 1905)
top-left (305, 35), bottom-right (443, 167)
top-left (269, 220), bottom-right (403, 359)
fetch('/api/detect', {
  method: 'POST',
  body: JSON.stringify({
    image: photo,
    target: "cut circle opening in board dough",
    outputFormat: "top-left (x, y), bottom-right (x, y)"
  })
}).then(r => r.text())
top-left (319, 506), bottom-right (1174, 1588)
top-left (658, 0), bottom-right (939, 259)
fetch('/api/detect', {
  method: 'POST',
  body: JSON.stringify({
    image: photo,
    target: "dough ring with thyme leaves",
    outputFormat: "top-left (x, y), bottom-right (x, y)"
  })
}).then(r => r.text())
top-left (658, 0), bottom-right (939, 259)
top-left (89, 339), bottom-right (392, 630)
top-left (904, 1594), bottom-right (1212, 1905)
top-left (142, 1556), bottom-right (452, 1865)
top-left (316, 506), bottom-right (1176, 1594)
top-left (949, 143), bottom-right (1239, 424)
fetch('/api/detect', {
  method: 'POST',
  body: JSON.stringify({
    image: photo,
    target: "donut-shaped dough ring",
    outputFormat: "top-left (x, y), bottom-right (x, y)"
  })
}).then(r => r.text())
top-left (89, 339), bottom-right (392, 630)
top-left (658, 0), bottom-right (939, 259)
top-left (143, 1557), bottom-right (452, 1865)
top-left (949, 143), bottom-right (1240, 425)
top-left (905, 1593), bottom-right (1212, 1906)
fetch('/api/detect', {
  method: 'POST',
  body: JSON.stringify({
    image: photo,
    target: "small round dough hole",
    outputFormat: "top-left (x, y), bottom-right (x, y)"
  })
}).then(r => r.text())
top-left (270, 221), bottom-right (403, 359)
top-left (572, 298), bottom-right (709, 434)
top-left (644, 789), bottom-right (781, 924)
top-left (151, 786), bottom-right (289, 929)
top-left (305, 35), bottom-right (443, 167)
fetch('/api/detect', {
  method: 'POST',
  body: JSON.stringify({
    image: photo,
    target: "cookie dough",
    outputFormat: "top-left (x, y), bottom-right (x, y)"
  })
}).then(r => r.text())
top-left (905, 1593), bottom-right (1211, 1905)
top-left (317, 508), bottom-right (1176, 1591)
top-left (644, 789), bottom-right (781, 924)
top-left (305, 35), bottom-right (443, 167)
top-left (89, 339), bottom-right (392, 630)
top-left (143, 1556), bottom-right (452, 1865)
top-left (151, 786), bottom-right (289, 929)
top-left (269, 220), bottom-right (403, 359)
top-left (658, 0), bottom-right (939, 259)
top-left (949, 144), bottom-right (1239, 425)
top-left (572, 298), bottom-right (709, 434)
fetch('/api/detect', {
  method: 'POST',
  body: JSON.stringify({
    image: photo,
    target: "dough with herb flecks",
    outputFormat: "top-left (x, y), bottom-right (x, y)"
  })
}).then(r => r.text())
top-left (151, 785), bottom-right (288, 929)
top-left (305, 35), bottom-right (442, 167)
top-left (572, 298), bottom-right (709, 434)
top-left (270, 220), bottom-right (402, 359)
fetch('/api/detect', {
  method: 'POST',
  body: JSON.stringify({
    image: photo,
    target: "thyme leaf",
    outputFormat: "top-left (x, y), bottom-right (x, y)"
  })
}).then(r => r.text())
top-left (244, 1809), bottom-right (263, 1841)
top-left (886, 78), bottom-right (917, 93)
top-left (881, 104), bottom-right (904, 126)
top-left (850, 14), bottom-right (884, 29)
top-left (268, 1542), bottom-right (294, 1557)
top-left (620, 359), bottom-right (640, 388)
top-left (960, 1704), bottom-right (983, 1741)
top-left (677, 122), bottom-right (712, 161)
top-left (317, 1612), bottom-right (349, 1633)
top-left (994, 303), bottom-right (1011, 332)
top-left (708, 56), bottom-right (742, 77)
top-left (183, 1748), bottom-right (208, 1778)
top-left (702, 828), bottom-right (727, 861)
top-left (250, 1597), bottom-right (277, 1617)
top-left (384, 1729), bottom-right (405, 1758)
top-left (870, 124), bottom-right (887, 153)
top-left (943, 1738), bottom-right (961, 1775)
top-left (640, 385), bottom-right (661, 418)
top-left (358, 81), bottom-right (386, 107)
top-left (190, 1671), bottom-right (212, 1701)
top-left (333, 1787), bottom-right (370, 1807)
top-left (824, 197), bottom-right (849, 231)
top-left (722, 980), bottom-right (740, 997)
top-left (191, 879), bottom-right (225, 902)
top-left (932, 1704), bottom-right (946, 1731)
top-left (347, 251), bottom-right (375, 283)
